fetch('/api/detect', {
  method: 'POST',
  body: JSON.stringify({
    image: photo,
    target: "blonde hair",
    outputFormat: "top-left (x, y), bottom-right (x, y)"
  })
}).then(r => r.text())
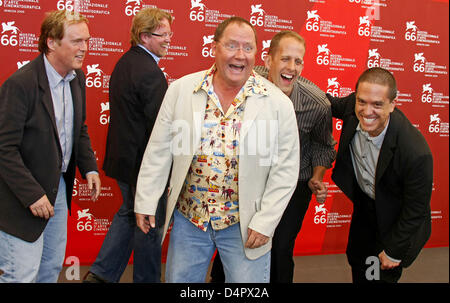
top-left (268, 30), bottom-right (305, 56)
top-left (130, 8), bottom-right (173, 46)
top-left (38, 10), bottom-right (88, 54)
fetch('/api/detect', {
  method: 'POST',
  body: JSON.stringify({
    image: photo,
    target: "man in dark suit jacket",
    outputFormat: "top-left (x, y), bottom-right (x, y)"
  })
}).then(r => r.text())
top-left (328, 67), bottom-right (433, 283)
top-left (0, 10), bottom-right (100, 283)
top-left (83, 8), bottom-right (172, 283)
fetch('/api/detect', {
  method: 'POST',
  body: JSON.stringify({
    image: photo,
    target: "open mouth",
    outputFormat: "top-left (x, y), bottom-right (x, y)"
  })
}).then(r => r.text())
top-left (363, 117), bottom-right (376, 122)
top-left (362, 117), bottom-right (377, 125)
top-left (281, 73), bottom-right (295, 82)
top-left (229, 64), bottom-right (245, 72)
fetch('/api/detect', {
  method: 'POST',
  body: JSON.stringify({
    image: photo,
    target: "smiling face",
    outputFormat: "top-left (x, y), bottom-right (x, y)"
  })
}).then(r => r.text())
top-left (47, 21), bottom-right (90, 77)
top-left (265, 36), bottom-right (305, 96)
top-left (211, 22), bottom-right (257, 90)
top-left (355, 81), bottom-right (396, 137)
top-left (142, 17), bottom-right (172, 58)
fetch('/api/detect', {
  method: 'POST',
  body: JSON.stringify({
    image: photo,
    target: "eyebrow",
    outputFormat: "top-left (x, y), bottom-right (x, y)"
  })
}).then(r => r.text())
top-left (357, 97), bottom-right (385, 105)
top-left (225, 39), bottom-right (253, 45)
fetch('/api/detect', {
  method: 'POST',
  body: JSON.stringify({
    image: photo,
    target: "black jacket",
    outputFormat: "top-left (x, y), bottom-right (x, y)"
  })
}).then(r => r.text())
top-left (329, 92), bottom-right (433, 267)
top-left (102, 46), bottom-right (168, 186)
top-left (0, 54), bottom-right (98, 242)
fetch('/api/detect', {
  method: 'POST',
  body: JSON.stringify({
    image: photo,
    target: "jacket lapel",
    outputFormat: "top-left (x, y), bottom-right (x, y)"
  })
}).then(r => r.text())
top-left (240, 94), bottom-right (263, 140)
top-left (37, 55), bottom-right (60, 147)
top-left (70, 74), bottom-right (82, 145)
top-left (191, 89), bottom-right (207, 151)
top-left (338, 115), bottom-right (359, 159)
top-left (375, 112), bottom-right (397, 185)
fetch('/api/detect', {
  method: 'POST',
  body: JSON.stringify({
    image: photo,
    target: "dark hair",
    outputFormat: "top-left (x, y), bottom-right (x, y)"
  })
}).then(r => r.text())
top-left (214, 16), bottom-right (257, 44)
top-left (356, 67), bottom-right (397, 101)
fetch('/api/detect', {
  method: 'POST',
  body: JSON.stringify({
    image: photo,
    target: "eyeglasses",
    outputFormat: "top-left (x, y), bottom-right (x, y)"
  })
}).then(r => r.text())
top-left (150, 32), bottom-right (173, 39)
top-left (218, 41), bottom-right (255, 54)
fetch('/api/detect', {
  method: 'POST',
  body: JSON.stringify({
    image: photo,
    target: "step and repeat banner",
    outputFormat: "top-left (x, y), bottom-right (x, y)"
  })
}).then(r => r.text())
top-left (1, 0), bottom-right (448, 265)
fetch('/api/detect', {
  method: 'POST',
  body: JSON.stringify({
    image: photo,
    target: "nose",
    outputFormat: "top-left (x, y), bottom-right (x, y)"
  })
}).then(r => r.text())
top-left (80, 40), bottom-right (88, 52)
top-left (362, 104), bottom-right (374, 116)
top-left (286, 59), bottom-right (295, 71)
top-left (234, 47), bottom-right (245, 59)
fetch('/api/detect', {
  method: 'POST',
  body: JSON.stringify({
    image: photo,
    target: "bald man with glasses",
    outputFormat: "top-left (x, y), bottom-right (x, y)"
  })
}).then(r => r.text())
top-left (134, 17), bottom-right (299, 283)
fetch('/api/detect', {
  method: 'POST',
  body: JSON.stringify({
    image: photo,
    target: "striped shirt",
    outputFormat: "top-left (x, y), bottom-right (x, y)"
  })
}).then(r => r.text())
top-left (254, 66), bottom-right (336, 181)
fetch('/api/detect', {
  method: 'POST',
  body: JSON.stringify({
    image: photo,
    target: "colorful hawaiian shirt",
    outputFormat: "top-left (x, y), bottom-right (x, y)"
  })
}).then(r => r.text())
top-left (176, 65), bottom-right (268, 231)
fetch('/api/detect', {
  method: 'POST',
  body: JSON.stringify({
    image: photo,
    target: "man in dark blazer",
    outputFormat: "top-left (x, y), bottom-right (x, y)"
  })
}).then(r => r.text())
top-left (0, 10), bottom-right (100, 283)
top-left (83, 8), bottom-right (172, 283)
top-left (327, 67), bottom-right (433, 283)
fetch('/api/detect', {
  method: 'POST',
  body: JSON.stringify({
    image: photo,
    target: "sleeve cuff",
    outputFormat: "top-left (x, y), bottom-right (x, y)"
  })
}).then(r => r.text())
top-left (385, 252), bottom-right (402, 263)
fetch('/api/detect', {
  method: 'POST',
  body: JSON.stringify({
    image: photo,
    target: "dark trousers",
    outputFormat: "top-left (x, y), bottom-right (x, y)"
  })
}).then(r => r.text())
top-left (347, 189), bottom-right (402, 283)
top-left (211, 181), bottom-right (312, 283)
top-left (90, 180), bottom-right (166, 283)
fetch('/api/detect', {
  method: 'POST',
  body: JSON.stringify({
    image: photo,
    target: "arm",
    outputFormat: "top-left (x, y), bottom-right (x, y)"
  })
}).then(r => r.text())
top-left (326, 92), bottom-right (356, 120)
top-left (383, 152), bottom-right (433, 262)
top-left (74, 72), bottom-right (100, 200)
top-left (309, 101), bottom-right (337, 202)
top-left (308, 166), bottom-right (328, 203)
top-left (138, 67), bottom-right (167, 133)
top-left (134, 78), bottom-right (178, 233)
top-left (0, 76), bottom-right (46, 209)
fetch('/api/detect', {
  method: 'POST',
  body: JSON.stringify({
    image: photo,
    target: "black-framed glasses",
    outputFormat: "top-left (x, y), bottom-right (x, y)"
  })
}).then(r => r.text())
top-left (150, 32), bottom-right (173, 39)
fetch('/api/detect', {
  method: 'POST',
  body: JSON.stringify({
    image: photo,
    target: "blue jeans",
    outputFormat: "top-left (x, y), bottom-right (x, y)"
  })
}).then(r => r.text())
top-left (0, 176), bottom-right (68, 283)
top-left (166, 209), bottom-right (271, 283)
top-left (89, 180), bottom-right (165, 282)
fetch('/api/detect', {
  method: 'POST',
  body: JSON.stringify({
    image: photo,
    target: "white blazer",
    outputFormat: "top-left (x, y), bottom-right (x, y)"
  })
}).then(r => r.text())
top-left (135, 70), bottom-right (300, 260)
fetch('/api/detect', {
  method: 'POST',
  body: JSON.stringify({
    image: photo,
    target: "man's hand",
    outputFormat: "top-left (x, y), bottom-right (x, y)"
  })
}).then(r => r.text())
top-left (29, 195), bottom-right (54, 219)
top-left (245, 228), bottom-right (269, 249)
top-left (378, 250), bottom-right (401, 270)
top-left (86, 173), bottom-right (101, 201)
top-left (308, 179), bottom-right (328, 203)
top-left (136, 213), bottom-right (155, 234)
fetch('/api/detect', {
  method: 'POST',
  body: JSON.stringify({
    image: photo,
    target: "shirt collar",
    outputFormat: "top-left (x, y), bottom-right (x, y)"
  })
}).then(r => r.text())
top-left (356, 117), bottom-right (390, 149)
top-left (194, 64), bottom-right (268, 97)
top-left (43, 54), bottom-right (76, 88)
top-left (138, 44), bottom-right (160, 64)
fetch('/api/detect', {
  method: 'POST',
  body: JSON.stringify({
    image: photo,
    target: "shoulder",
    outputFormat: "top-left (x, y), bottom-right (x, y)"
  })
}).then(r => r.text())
top-left (257, 75), bottom-right (292, 107)
top-left (117, 46), bottom-right (158, 69)
top-left (74, 68), bottom-right (85, 83)
top-left (170, 70), bottom-right (206, 90)
top-left (297, 77), bottom-right (328, 104)
top-left (295, 76), bottom-right (330, 110)
top-left (391, 109), bottom-right (431, 156)
top-left (2, 55), bottom-right (42, 89)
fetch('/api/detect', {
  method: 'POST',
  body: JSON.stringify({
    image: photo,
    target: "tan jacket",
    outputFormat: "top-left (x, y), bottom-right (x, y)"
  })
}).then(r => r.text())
top-left (134, 70), bottom-right (300, 260)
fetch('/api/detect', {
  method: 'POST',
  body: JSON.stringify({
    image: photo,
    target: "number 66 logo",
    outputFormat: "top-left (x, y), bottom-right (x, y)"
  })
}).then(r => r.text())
top-left (314, 204), bottom-right (327, 224)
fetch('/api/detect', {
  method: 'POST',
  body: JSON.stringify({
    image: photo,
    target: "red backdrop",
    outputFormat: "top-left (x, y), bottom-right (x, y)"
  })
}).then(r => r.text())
top-left (1, 0), bottom-right (448, 265)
